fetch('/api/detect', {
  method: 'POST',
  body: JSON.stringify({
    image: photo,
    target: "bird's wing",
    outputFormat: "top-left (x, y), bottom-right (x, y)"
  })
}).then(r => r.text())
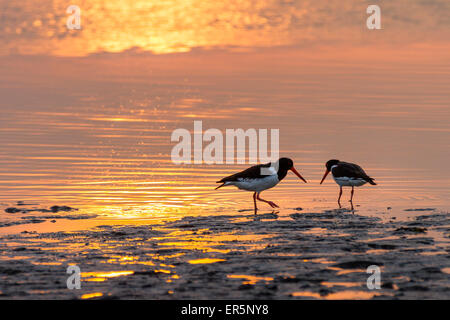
top-left (217, 162), bottom-right (273, 182)
top-left (333, 162), bottom-right (373, 181)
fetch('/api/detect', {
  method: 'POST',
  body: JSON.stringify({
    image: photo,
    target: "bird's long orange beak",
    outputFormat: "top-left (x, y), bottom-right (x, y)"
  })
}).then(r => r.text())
top-left (290, 167), bottom-right (307, 183)
top-left (320, 170), bottom-right (330, 184)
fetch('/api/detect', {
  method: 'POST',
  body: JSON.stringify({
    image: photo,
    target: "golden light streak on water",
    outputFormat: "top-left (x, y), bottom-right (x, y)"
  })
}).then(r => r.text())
top-left (290, 290), bottom-right (387, 299)
top-left (81, 292), bottom-right (104, 299)
top-left (81, 270), bottom-right (134, 280)
top-left (227, 274), bottom-right (274, 285)
top-left (188, 258), bottom-right (226, 264)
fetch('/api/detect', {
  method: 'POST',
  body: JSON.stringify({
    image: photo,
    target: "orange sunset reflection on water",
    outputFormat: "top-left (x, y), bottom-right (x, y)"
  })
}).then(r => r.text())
top-left (0, 0), bottom-right (449, 224)
top-left (1, 0), bottom-right (450, 56)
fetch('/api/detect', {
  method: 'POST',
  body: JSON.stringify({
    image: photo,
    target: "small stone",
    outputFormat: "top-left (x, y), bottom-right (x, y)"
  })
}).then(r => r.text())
top-left (381, 282), bottom-right (395, 289)
top-left (395, 227), bottom-right (427, 233)
top-left (50, 205), bottom-right (75, 213)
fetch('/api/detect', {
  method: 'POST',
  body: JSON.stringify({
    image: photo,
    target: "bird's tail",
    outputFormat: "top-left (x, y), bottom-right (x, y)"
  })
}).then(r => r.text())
top-left (215, 182), bottom-right (225, 190)
top-left (367, 177), bottom-right (377, 185)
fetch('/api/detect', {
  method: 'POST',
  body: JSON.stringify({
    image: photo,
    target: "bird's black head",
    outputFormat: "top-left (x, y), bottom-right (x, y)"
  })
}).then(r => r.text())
top-left (278, 157), bottom-right (294, 171)
top-left (276, 158), bottom-right (307, 183)
top-left (325, 159), bottom-right (340, 171)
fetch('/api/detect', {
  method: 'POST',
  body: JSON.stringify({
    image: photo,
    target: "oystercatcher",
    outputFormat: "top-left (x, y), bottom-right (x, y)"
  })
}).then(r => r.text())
top-left (320, 159), bottom-right (376, 209)
top-left (216, 158), bottom-right (307, 213)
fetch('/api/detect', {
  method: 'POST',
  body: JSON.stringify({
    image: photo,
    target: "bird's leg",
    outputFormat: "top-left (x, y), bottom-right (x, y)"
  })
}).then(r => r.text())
top-left (337, 186), bottom-right (343, 208)
top-left (256, 192), bottom-right (279, 208)
top-left (253, 192), bottom-right (258, 214)
top-left (350, 186), bottom-right (355, 211)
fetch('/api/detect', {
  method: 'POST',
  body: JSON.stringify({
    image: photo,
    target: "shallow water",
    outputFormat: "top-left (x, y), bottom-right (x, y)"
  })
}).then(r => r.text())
top-left (0, 1), bottom-right (449, 221)
top-left (1, 47), bottom-right (449, 224)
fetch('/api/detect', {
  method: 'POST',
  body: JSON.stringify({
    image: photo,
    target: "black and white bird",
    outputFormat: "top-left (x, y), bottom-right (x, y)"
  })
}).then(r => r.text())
top-left (320, 159), bottom-right (376, 209)
top-left (216, 158), bottom-right (307, 213)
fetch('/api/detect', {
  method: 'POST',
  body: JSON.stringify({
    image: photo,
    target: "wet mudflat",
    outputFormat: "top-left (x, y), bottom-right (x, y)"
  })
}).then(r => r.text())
top-left (0, 207), bottom-right (449, 300)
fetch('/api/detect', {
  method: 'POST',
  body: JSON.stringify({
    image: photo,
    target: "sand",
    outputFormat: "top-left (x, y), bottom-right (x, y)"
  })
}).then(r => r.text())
top-left (0, 206), bottom-right (449, 300)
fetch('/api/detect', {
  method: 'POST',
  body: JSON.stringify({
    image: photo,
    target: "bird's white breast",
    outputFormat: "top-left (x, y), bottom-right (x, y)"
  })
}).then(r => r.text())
top-left (331, 165), bottom-right (367, 187)
top-left (229, 175), bottom-right (280, 192)
top-left (333, 176), bottom-right (367, 187)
